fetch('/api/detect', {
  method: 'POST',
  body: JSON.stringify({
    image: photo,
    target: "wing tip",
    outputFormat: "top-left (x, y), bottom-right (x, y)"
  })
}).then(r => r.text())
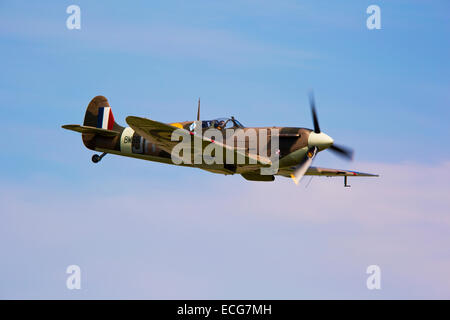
top-left (125, 115), bottom-right (139, 125)
top-left (62, 124), bottom-right (79, 129)
top-left (352, 171), bottom-right (379, 177)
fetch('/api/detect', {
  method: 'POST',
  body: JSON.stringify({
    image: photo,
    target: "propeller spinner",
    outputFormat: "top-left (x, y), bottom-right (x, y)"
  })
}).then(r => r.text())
top-left (290, 92), bottom-right (354, 184)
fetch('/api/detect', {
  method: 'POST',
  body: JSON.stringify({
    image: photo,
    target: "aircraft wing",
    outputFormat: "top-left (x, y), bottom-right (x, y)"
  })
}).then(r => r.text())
top-left (125, 116), bottom-right (272, 167)
top-left (277, 166), bottom-right (378, 178)
top-left (126, 116), bottom-right (182, 152)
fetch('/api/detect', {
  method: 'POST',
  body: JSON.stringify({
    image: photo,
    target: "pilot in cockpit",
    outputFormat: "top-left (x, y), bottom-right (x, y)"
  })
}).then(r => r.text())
top-left (216, 120), bottom-right (225, 129)
top-left (207, 117), bottom-right (244, 130)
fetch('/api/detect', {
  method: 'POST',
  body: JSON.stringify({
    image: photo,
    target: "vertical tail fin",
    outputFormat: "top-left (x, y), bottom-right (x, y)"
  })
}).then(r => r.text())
top-left (96, 105), bottom-right (115, 130)
top-left (83, 96), bottom-right (122, 131)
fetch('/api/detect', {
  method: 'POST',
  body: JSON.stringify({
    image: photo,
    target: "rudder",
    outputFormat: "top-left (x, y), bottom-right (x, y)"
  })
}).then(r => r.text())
top-left (83, 96), bottom-right (122, 131)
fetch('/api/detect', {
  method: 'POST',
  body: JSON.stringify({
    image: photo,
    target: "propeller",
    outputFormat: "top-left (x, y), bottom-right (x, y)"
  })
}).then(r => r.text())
top-left (329, 144), bottom-right (353, 160)
top-left (309, 92), bottom-right (321, 133)
top-left (290, 92), bottom-right (354, 184)
top-left (308, 91), bottom-right (353, 160)
top-left (290, 147), bottom-right (317, 185)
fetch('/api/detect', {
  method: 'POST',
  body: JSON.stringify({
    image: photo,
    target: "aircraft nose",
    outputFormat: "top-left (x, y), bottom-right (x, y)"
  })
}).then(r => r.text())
top-left (308, 132), bottom-right (334, 149)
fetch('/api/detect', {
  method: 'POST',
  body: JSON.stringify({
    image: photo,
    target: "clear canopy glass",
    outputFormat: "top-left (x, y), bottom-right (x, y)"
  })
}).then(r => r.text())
top-left (201, 117), bottom-right (244, 129)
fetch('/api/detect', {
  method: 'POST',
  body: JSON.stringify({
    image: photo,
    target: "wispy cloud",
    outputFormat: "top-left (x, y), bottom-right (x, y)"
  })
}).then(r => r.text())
top-left (0, 10), bottom-right (317, 67)
top-left (1, 161), bottom-right (449, 298)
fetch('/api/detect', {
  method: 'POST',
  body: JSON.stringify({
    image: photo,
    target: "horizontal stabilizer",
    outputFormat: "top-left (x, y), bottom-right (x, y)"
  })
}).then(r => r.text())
top-left (61, 124), bottom-right (119, 137)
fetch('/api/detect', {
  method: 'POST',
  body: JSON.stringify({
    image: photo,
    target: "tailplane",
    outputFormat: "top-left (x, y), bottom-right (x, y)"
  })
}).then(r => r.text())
top-left (62, 96), bottom-right (123, 150)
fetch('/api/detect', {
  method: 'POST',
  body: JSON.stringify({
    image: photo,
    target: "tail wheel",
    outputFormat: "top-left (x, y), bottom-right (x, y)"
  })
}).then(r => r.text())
top-left (91, 152), bottom-right (107, 163)
top-left (92, 154), bottom-right (101, 163)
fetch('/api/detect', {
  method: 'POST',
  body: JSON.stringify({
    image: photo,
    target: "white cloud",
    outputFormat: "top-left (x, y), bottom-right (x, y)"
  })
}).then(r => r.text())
top-left (1, 161), bottom-right (449, 298)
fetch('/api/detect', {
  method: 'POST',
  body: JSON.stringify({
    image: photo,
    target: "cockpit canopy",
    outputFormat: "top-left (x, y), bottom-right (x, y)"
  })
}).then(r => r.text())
top-left (201, 117), bottom-right (244, 129)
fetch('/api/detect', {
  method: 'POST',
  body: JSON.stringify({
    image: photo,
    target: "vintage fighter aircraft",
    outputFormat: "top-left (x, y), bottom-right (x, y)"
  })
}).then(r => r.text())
top-left (62, 95), bottom-right (378, 185)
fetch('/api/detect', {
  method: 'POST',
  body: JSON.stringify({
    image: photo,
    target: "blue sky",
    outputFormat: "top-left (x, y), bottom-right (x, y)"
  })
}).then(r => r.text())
top-left (0, 1), bottom-right (449, 299)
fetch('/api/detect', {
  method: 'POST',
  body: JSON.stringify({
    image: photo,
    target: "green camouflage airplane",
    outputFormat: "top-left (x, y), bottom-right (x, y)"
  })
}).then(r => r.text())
top-left (62, 95), bottom-right (378, 185)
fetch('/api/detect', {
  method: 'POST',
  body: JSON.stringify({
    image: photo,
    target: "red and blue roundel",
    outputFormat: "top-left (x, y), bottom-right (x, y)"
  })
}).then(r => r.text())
top-left (97, 107), bottom-right (115, 130)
